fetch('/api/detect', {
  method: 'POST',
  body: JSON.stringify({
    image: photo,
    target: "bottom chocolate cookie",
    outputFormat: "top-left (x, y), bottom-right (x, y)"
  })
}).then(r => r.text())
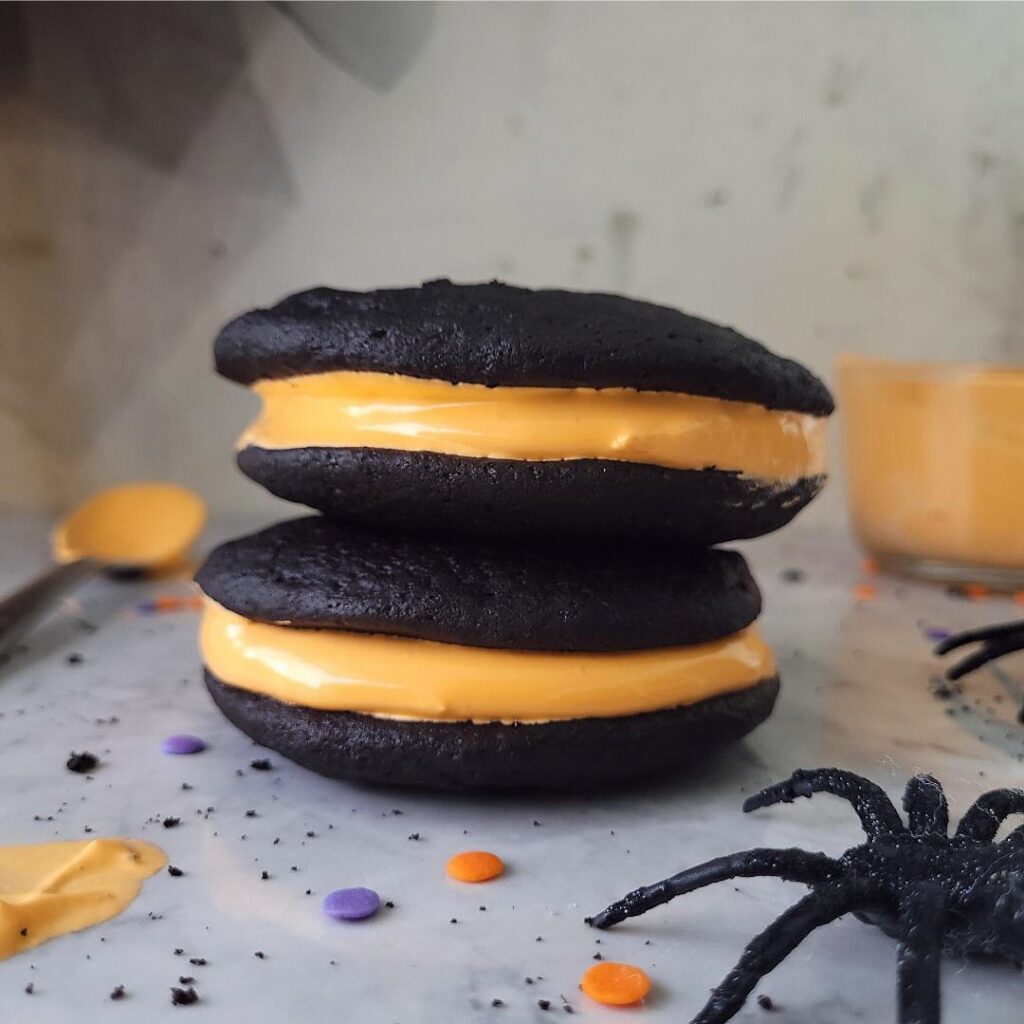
top-left (205, 670), bottom-right (780, 791)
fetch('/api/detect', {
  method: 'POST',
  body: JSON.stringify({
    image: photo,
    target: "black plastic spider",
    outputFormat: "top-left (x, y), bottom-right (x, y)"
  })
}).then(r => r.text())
top-left (587, 768), bottom-right (1024, 1024)
top-left (935, 618), bottom-right (1024, 681)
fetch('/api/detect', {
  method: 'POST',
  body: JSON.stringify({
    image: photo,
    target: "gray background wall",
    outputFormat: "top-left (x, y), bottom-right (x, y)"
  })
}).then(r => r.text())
top-left (2, 2), bottom-right (1023, 525)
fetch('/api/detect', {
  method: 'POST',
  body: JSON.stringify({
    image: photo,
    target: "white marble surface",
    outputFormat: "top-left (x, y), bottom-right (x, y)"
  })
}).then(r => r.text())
top-left (1, 512), bottom-right (1023, 1022)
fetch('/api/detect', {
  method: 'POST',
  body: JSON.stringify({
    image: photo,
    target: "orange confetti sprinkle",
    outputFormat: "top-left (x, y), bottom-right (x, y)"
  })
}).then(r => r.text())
top-left (154, 595), bottom-right (186, 611)
top-left (1014, 591), bottom-right (1024, 607)
top-left (581, 961), bottom-right (651, 1006)
top-left (962, 583), bottom-right (989, 600)
top-left (860, 557), bottom-right (879, 576)
top-left (852, 583), bottom-right (877, 602)
top-left (445, 850), bottom-right (504, 883)
top-left (186, 595), bottom-right (204, 611)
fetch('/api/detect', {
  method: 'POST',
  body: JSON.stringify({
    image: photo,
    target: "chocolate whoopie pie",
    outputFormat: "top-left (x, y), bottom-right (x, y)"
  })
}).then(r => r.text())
top-left (216, 281), bottom-right (833, 543)
top-left (196, 517), bottom-right (780, 790)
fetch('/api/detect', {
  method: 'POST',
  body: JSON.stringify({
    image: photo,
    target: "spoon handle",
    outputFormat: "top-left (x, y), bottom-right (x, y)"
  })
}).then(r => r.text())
top-left (0, 559), bottom-right (101, 663)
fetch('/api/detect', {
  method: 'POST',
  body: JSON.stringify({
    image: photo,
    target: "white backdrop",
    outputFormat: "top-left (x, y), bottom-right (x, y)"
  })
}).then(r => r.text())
top-left (2, 2), bottom-right (1023, 522)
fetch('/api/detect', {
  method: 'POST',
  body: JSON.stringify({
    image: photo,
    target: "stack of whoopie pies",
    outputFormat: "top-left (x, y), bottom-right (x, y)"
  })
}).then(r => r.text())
top-left (197, 281), bottom-right (833, 790)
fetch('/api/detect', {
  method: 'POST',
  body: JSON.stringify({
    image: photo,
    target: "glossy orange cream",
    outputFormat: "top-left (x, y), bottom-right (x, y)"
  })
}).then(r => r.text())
top-left (200, 600), bottom-right (774, 723)
top-left (52, 482), bottom-right (206, 569)
top-left (0, 838), bottom-right (166, 960)
top-left (838, 357), bottom-right (1024, 570)
top-left (239, 370), bottom-right (827, 479)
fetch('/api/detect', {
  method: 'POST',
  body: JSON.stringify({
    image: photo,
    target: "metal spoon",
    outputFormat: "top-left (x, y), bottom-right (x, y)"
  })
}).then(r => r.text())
top-left (0, 483), bottom-right (206, 663)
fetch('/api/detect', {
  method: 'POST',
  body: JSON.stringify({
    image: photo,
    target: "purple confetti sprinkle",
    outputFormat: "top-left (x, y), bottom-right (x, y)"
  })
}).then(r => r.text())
top-left (322, 887), bottom-right (380, 921)
top-left (925, 627), bottom-right (952, 643)
top-left (161, 735), bottom-right (206, 756)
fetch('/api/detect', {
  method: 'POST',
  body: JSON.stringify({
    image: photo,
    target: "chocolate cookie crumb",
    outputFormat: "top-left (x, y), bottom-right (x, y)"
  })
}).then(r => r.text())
top-left (110, 985), bottom-right (126, 1000)
top-left (250, 758), bottom-right (273, 770)
top-left (25, 982), bottom-right (34, 995)
top-left (163, 817), bottom-right (181, 829)
top-left (491, 998), bottom-right (503, 1007)
top-left (254, 950), bottom-right (266, 959)
top-left (538, 999), bottom-right (551, 1010)
top-left (167, 865), bottom-right (184, 877)
top-left (67, 652), bottom-right (84, 664)
top-left (170, 986), bottom-right (198, 1006)
top-left (757, 994), bottom-right (775, 1010)
top-left (66, 751), bottom-right (98, 773)
top-left (178, 976), bottom-right (194, 984)
top-left (188, 958), bottom-right (206, 967)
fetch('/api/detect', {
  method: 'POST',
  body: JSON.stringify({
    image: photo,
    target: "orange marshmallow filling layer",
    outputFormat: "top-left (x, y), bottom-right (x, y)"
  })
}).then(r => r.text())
top-left (239, 370), bottom-right (827, 479)
top-left (200, 600), bottom-right (775, 724)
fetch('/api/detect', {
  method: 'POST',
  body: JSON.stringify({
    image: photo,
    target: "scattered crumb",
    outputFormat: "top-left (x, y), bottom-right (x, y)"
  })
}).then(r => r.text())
top-left (66, 751), bottom-right (98, 773)
top-left (178, 976), bottom-right (194, 984)
top-left (110, 985), bottom-right (126, 1000)
top-left (538, 999), bottom-right (551, 1011)
top-left (254, 950), bottom-right (266, 959)
top-left (757, 993), bottom-right (775, 1011)
top-left (491, 998), bottom-right (503, 1007)
top-left (66, 652), bottom-right (84, 665)
top-left (781, 568), bottom-right (804, 583)
top-left (25, 982), bottom-right (34, 995)
top-left (163, 817), bottom-right (181, 829)
top-left (188, 958), bottom-right (206, 967)
top-left (408, 833), bottom-right (421, 841)
top-left (245, 809), bottom-right (258, 818)
top-left (167, 865), bottom-right (184, 877)
top-left (261, 870), bottom-right (270, 880)
top-left (250, 758), bottom-right (273, 771)
top-left (170, 986), bottom-right (198, 1006)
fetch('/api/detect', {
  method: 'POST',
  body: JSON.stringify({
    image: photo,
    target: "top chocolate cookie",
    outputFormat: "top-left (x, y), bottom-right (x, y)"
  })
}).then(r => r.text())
top-left (215, 280), bottom-right (833, 415)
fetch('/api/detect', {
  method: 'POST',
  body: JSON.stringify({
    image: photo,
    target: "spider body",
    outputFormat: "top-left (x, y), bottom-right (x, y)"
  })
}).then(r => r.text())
top-left (588, 769), bottom-right (1024, 1023)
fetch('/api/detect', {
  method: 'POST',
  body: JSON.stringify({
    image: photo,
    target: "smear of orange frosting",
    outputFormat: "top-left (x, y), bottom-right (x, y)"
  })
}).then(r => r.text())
top-left (0, 838), bottom-right (166, 959)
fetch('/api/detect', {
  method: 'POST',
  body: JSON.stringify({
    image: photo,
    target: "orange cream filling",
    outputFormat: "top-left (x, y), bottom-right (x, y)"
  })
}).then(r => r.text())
top-left (200, 600), bottom-right (774, 723)
top-left (239, 370), bottom-right (827, 479)
top-left (0, 838), bottom-right (166, 960)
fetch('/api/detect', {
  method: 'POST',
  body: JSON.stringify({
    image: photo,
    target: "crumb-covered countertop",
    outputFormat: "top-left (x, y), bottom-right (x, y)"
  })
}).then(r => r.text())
top-left (0, 512), bottom-right (1022, 1022)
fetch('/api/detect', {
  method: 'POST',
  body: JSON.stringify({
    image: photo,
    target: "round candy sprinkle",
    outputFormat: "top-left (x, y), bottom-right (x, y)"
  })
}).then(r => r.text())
top-left (446, 850), bottom-right (504, 883)
top-left (161, 735), bottom-right (206, 755)
top-left (580, 961), bottom-right (652, 1006)
top-left (322, 887), bottom-right (381, 921)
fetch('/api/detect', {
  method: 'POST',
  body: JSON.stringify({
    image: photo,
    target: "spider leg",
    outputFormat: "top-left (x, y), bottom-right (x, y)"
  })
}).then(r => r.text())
top-left (955, 788), bottom-right (1024, 842)
top-left (934, 618), bottom-right (1024, 655)
top-left (690, 882), bottom-right (872, 1024)
top-left (587, 848), bottom-right (842, 929)
top-left (897, 883), bottom-right (944, 1024)
top-left (941, 635), bottom-right (1024, 681)
top-left (742, 768), bottom-right (906, 839)
top-left (902, 775), bottom-right (949, 837)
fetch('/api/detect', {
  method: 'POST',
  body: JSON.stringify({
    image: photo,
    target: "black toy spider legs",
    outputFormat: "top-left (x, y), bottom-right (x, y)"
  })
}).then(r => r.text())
top-left (903, 775), bottom-right (949, 837)
top-left (955, 789), bottom-right (1024, 842)
top-left (935, 619), bottom-right (1024, 681)
top-left (692, 883), bottom-right (871, 1024)
top-left (588, 848), bottom-right (842, 929)
top-left (897, 884), bottom-right (944, 1024)
top-left (743, 768), bottom-right (906, 838)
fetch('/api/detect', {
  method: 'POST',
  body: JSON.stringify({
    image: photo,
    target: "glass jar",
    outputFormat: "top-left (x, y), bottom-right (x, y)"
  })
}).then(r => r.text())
top-left (837, 355), bottom-right (1024, 588)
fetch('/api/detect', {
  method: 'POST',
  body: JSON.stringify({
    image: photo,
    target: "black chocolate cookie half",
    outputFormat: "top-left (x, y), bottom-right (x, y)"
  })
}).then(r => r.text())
top-left (216, 280), bottom-right (833, 543)
top-left (204, 670), bottom-right (780, 792)
top-left (195, 516), bottom-right (762, 652)
top-left (196, 518), bottom-right (779, 790)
